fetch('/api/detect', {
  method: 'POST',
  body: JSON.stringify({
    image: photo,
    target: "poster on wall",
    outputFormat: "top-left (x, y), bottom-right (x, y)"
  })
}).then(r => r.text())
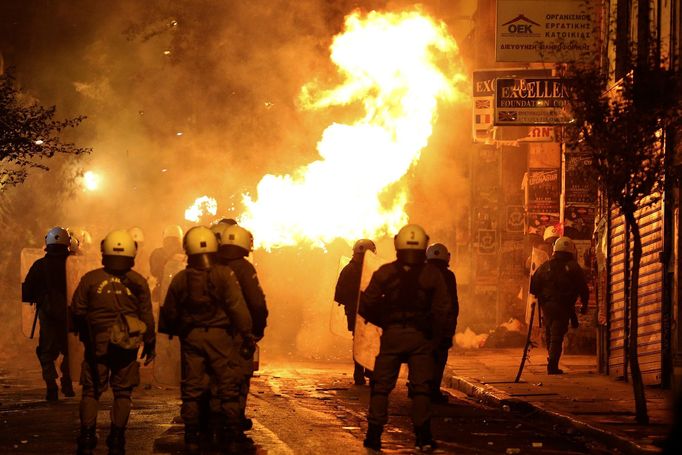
top-left (506, 205), bottom-right (525, 232)
top-left (478, 229), bottom-right (498, 254)
top-left (499, 240), bottom-right (525, 279)
top-left (565, 153), bottom-right (597, 203)
top-left (527, 168), bottom-right (561, 213)
top-left (496, 0), bottom-right (599, 63)
top-left (564, 205), bottom-right (595, 240)
top-left (526, 213), bottom-right (560, 237)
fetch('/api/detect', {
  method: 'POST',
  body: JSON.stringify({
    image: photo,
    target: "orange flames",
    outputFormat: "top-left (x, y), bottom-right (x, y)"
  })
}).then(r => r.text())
top-left (184, 196), bottom-right (218, 222)
top-left (184, 10), bottom-right (467, 249)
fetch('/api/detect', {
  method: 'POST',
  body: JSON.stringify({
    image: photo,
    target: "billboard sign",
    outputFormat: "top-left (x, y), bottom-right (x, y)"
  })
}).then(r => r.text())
top-left (495, 77), bottom-right (572, 126)
top-left (496, 0), bottom-right (598, 63)
top-left (472, 68), bottom-right (552, 141)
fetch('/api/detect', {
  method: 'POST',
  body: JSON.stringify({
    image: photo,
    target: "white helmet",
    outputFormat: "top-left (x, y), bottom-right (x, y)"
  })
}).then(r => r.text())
top-left (101, 230), bottom-right (137, 257)
top-left (45, 227), bottom-right (70, 246)
top-left (163, 224), bottom-right (183, 239)
top-left (183, 226), bottom-right (219, 255)
top-left (543, 225), bottom-right (561, 242)
top-left (426, 243), bottom-right (450, 262)
top-left (220, 225), bottom-right (254, 252)
top-left (69, 235), bottom-right (81, 254)
top-left (128, 226), bottom-right (145, 244)
top-left (553, 236), bottom-right (575, 255)
top-left (394, 224), bottom-right (429, 251)
top-left (352, 239), bottom-right (376, 255)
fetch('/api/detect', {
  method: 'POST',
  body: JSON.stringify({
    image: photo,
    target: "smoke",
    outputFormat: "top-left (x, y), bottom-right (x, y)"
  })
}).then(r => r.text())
top-left (0, 0), bottom-right (476, 362)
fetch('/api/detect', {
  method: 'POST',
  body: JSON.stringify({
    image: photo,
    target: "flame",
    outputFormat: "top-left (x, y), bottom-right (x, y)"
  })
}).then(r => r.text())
top-left (185, 196), bottom-right (218, 222)
top-left (239, 10), bottom-right (466, 250)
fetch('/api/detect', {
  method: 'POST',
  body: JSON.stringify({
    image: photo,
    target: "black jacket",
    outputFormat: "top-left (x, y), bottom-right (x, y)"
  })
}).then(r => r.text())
top-left (358, 261), bottom-right (452, 340)
top-left (22, 251), bottom-right (68, 322)
top-left (530, 252), bottom-right (589, 319)
top-left (217, 257), bottom-right (268, 339)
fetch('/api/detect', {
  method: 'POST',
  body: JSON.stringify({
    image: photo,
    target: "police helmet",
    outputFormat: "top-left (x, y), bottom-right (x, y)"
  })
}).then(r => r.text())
top-left (163, 224), bottom-right (183, 239)
top-left (352, 239), bottom-right (376, 255)
top-left (183, 226), bottom-right (219, 255)
top-left (45, 227), bottom-right (70, 246)
top-left (553, 236), bottom-right (575, 255)
top-left (101, 230), bottom-right (137, 271)
top-left (426, 243), bottom-right (450, 262)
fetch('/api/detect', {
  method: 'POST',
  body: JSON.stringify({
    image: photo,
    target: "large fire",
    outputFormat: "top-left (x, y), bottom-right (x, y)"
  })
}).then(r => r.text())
top-left (185, 196), bottom-right (218, 222)
top-left (185, 10), bottom-right (467, 249)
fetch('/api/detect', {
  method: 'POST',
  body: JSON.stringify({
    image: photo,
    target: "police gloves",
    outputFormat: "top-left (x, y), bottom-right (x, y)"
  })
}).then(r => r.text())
top-left (240, 335), bottom-right (257, 359)
top-left (140, 340), bottom-right (156, 366)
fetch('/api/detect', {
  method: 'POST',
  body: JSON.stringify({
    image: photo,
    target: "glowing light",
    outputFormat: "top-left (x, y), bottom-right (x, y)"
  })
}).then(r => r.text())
top-left (176, 131), bottom-right (183, 136)
top-left (82, 171), bottom-right (101, 191)
top-left (34, 139), bottom-right (44, 145)
top-left (185, 196), bottom-right (218, 222)
top-left (239, 10), bottom-right (467, 250)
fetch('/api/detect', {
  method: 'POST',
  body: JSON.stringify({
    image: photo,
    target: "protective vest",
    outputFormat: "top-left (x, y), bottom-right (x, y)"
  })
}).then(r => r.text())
top-left (382, 264), bottom-right (432, 331)
top-left (180, 268), bottom-right (224, 329)
top-left (533, 257), bottom-right (582, 313)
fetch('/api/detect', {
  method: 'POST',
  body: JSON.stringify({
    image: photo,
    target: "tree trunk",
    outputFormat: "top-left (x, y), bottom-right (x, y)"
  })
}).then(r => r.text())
top-left (623, 209), bottom-right (649, 424)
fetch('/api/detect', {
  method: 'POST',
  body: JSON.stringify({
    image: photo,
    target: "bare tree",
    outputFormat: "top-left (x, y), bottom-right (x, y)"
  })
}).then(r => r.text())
top-left (561, 4), bottom-right (681, 422)
top-left (0, 70), bottom-right (90, 187)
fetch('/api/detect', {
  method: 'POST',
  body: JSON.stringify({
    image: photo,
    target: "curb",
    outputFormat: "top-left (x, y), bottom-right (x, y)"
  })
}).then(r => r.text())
top-left (445, 372), bottom-right (661, 455)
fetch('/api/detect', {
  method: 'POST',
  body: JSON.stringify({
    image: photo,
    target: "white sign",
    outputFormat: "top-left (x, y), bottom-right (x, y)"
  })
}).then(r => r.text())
top-left (496, 0), bottom-right (598, 62)
top-left (495, 77), bottom-right (572, 126)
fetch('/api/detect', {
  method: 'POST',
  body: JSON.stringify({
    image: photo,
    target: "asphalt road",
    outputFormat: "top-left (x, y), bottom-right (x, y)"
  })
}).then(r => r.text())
top-left (0, 359), bottom-right (613, 454)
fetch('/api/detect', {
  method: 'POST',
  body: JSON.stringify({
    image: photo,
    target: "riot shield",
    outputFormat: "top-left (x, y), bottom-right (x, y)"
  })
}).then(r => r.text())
top-left (66, 254), bottom-right (101, 379)
top-left (353, 251), bottom-right (389, 371)
top-left (20, 248), bottom-right (45, 338)
top-left (329, 256), bottom-right (353, 340)
top-left (526, 247), bottom-right (549, 328)
top-left (153, 254), bottom-right (186, 386)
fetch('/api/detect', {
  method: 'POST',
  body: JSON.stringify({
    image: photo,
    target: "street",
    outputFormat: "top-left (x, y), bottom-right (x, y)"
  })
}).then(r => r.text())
top-left (0, 358), bottom-right (613, 454)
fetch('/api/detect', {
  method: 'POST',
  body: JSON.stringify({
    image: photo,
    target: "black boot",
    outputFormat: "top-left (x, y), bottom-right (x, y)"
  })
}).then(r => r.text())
top-left (76, 426), bottom-right (97, 455)
top-left (106, 425), bottom-right (126, 455)
top-left (363, 423), bottom-right (382, 451)
top-left (547, 357), bottom-right (564, 375)
top-left (184, 425), bottom-right (201, 455)
top-left (222, 426), bottom-right (252, 455)
top-left (46, 380), bottom-right (59, 401)
top-left (415, 421), bottom-right (436, 452)
top-left (61, 378), bottom-right (76, 397)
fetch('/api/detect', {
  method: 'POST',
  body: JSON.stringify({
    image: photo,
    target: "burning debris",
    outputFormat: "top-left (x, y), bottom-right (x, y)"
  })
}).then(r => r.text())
top-left (184, 196), bottom-right (218, 222)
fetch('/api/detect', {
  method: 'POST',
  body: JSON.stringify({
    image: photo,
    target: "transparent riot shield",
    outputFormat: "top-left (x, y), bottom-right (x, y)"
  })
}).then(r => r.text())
top-left (66, 254), bottom-right (101, 379)
top-left (353, 251), bottom-right (389, 371)
top-left (20, 248), bottom-right (45, 338)
top-left (526, 247), bottom-right (549, 328)
top-left (329, 256), bottom-right (353, 340)
top-left (153, 254), bottom-right (186, 386)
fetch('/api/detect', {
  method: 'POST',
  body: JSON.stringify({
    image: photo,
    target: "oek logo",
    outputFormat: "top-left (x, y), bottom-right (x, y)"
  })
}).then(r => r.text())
top-left (502, 14), bottom-right (540, 35)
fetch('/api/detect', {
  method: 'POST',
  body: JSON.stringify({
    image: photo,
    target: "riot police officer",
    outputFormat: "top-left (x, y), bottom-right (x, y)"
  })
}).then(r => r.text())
top-left (425, 243), bottom-right (459, 403)
top-left (22, 226), bottom-right (74, 401)
top-left (159, 226), bottom-right (253, 455)
top-left (359, 224), bottom-right (452, 452)
top-left (72, 230), bottom-right (156, 455)
top-left (149, 225), bottom-right (183, 301)
top-left (213, 223), bottom-right (268, 431)
top-left (530, 236), bottom-right (589, 374)
top-left (335, 238), bottom-right (376, 385)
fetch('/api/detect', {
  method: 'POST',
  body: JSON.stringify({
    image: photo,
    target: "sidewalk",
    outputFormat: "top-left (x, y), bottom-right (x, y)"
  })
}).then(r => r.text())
top-left (444, 348), bottom-right (674, 454)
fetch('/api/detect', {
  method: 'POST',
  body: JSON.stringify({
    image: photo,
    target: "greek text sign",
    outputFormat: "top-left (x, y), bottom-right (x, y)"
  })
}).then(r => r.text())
top-left (496, 0), bottom-right (598, 62)
top-left (495, 77), bottom-right (572, 126)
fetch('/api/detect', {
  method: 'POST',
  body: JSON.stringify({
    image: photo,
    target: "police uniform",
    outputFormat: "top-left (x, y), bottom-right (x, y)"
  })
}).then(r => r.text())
top-left (530, 248), bottom-right (589, 374)
top-left (22, 246), bottom-right (73, 399)
top-left (159, 260), bottom-right (253, 451)
top-left (428, 260), bottom-right (459, 400)
top-left (359, 256), bottom-right (451, 449)
top-left (215, 252), bottom-right (268, 420)
top-left (72, 267), bottom-right (155, 453)
top-left (334, 256), bottom-right (368, 384)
